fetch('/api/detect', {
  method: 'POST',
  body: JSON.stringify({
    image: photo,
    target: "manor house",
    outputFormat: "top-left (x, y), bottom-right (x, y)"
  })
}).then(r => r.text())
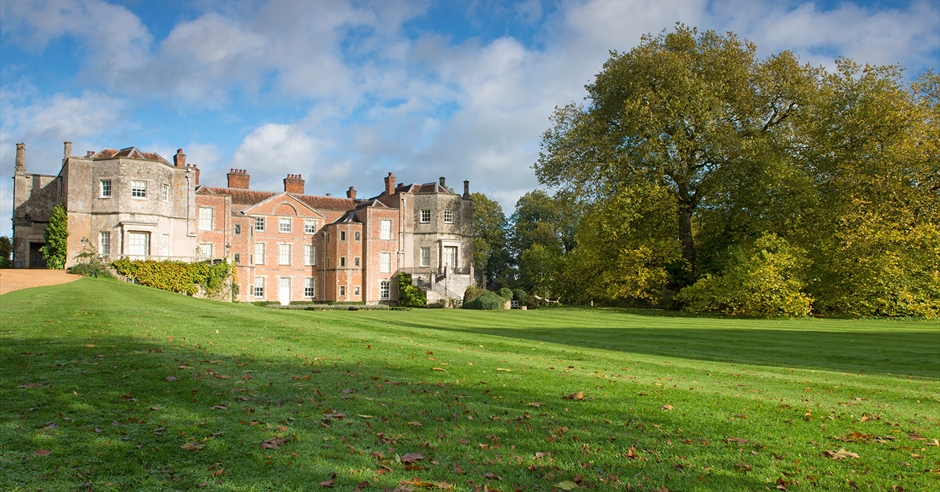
top-left (11, 142), bottom-right (474, 304)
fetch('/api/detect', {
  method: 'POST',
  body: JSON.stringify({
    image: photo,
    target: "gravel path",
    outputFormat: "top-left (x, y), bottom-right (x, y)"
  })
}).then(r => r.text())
top-left (0, 269), bottom-right (82, 295)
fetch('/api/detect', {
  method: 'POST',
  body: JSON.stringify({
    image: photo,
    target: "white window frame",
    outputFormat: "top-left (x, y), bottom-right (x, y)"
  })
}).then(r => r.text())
top-left (254, 217), bottom-right (265, 232)
top-left (380, 280), bottom-right (390, 300)
top-left (304, 245), bottom-right (317, 266)
top-left (304, 220), bottom-right (317, 234)
top-left (354, 257), bottom-right (360, 267)
top-left (254, 243), bottom-right (265, 265)
top-left (304, 278), bottom-right (316, 298)
top-left (253, 277), bottom-right (265, 298)
top-left (340, 257), bottom-right (346, 267)
top-left (162, 183), bottom-right (170, 202)
top-left (99, 232), bottom-right (111, 255)
top-left (131, 180), bottom-right (147, 198)
top-left (340, 231), bottom-right (346, 241)
top-left (100, 179), bottom-right (112, 198)
top-left (278, 244), bottom-right (291, 265)
top-left (420, 247), bottom-right (430, 267)
top-left (199, 243), bottom-right (213, 258)
top-left (380, 219), bottom-right (392, 240)
top-left (354, 231), bottom-right (361, 241)
top-left (339, 285), bottom-right (346, 297)
top-left (444, 210), bottom-right (454, 223)
top-left (380, 252), bottom-right (391, 273)
top-left (420, 210), bottom-right (431, 223)
top-left (234, 224), bottom-right (241, 236)
top-left (354, 286), bottom-right (360, 296)
top-left (199, 207), bottom-right (213, 231)
top-left (279, 218), bottom-right (291, 233)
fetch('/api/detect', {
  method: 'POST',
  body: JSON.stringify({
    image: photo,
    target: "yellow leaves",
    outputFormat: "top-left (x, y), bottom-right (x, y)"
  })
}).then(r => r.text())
top-left (562, 392), bottom-right (584, 401)
top-left (823, 448), bottom-right (859, 460)
top-left (181, 441), bottom-right (205, 451)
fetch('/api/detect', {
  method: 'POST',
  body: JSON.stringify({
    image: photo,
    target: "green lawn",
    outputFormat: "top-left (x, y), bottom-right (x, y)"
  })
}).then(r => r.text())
top-left (1, 278), bottom-right (938, 491)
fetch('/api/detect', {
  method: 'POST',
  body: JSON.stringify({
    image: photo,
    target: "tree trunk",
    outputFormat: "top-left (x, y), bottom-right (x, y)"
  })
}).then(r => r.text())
top-left (678, 201), bottom-right (696, 286)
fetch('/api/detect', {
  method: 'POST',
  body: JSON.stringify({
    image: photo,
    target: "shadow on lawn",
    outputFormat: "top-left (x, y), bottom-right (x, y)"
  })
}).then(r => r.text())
top-left (418, 325), bottom-right (940, 379)
top-left (2, 334), bottom-right (773, 492)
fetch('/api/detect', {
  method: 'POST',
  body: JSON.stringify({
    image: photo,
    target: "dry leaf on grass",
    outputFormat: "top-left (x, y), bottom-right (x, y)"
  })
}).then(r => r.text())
top-left (823, 448), bottom-right (859, 460)
top-left (562, 392), bottom-right (584, 400)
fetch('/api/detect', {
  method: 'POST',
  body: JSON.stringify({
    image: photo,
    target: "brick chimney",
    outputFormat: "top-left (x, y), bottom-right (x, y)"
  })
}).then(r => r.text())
top-left (173, 149), bottom-right (187, 167)
top-left (193, 165), bottom-right (200, 186)
top-left (64, 141), bottom-right (72, 158)
top-left (463, 180), bottom-right (470, 198)
top-left (384, 172), bottom-right (396, 196)
top-left (347, 186), bottom-right (357, 199)
top-left (15, 142), bottom-right (26, 174)
top-left (227, 169), bottom-right (250, 189)
top-left (284, 174), bottom-right (305, 194)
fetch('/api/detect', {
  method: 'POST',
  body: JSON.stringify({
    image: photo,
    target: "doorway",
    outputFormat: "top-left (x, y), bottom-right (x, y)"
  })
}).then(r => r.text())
top-left (278, 277), bottom-right (291, 306)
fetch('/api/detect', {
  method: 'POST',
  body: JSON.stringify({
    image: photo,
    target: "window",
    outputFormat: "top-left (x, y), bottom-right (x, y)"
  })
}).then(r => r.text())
top-left (380, 252), bottom-right (391, 273)
top-left (234, 224), bottom-right (241, 235)
top-left (279, 218), bottom-right (291, 233)
top-left (278, 244), bottom-right (291, 265)
top-left (199, 207), bottom-right (213, 231)
top-left (340, 257), bottom-right (346, 267)
top-left (354, 257), bottom-right (360, 267)
top-left (131, 180), bottom-right (147, 198)
top-left (420, 210), bottom-right (431, 223)
top-left (253, 277), bottom-right (265, 298)
top-left (100, 180), bottom-right (112, 198)
top-left (444, 210), bottom-right (453, 223)
top-left (304, 220), bottom-right (317, 234)
top-left (304, 245), bottom-right (317, 266)
top-left (420, 247), bottom-right (430, 267)
top-left (99, 232), bottom-right (111, 255)
top-left (354, 231), bottom-right (361, 241)
top-left (380, 220), bottom-right (392, 240)
top-left (340, 231), bottom-right (346, 241)
top-left (254, 243), bottom-right (265, 264)
top-left (162, 184), bottom-right (170, 202)
top-left (199, 243), bottom-right (213, 258)
top-left (380, 280), bottom-right (390, 300)
top-left (354, 286), bottom-right (360, 296)
top-left (339, 285), bottom-right (346, 296)
top-left (254, 217), bottom-right (265, 232)
top-left (234, 253), bottom-right (240, 264)
top-left (304, 278), bottom-right (316, 298)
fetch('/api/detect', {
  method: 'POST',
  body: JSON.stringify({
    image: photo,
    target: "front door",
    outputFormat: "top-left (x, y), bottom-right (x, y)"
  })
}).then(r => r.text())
top-left (278, 277), bottom-right (291, 306)
top-left (443, 246), bottom-right (457, 273)
top-left (29, 242), bottom-right (47, 268)
top-left (127, 232), bottom-right (150, 259)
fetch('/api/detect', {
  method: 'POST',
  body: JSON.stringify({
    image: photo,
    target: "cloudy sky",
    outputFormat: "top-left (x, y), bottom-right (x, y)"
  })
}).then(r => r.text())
top-left (2, 0), bottom-right (938, 237)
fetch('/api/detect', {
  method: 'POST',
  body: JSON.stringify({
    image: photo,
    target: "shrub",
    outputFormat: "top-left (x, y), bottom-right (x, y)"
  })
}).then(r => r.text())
top-left (512, 289), bottom-right (529, 305)
top-left (463, 285), bottom-right (486, 304)
top-left (111, 258), bottom-right (233, 299)
top-left (676, 233), bottom-right (813, 317)
top-left (498, 287), bottom-right (514, 301)
top-left (467, 291), bottom-right (505, 310)
top-left (397, 273), bottom-right (427, 307)
top-left (69, 258), bottom-right (114, 279)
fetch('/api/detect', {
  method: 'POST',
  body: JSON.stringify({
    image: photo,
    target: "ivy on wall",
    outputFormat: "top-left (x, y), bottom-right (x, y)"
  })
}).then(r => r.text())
top-left (40, 204), bottom-right (69, 269)
top-left (112, 258), bottom-right (233, 299)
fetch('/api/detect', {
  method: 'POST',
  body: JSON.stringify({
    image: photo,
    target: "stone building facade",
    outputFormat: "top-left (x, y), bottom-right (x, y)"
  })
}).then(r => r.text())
top-left (11, 141), bottom-right (474, 305)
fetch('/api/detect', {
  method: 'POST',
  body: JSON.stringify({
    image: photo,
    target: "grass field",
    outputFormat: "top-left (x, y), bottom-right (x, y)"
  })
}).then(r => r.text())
top-left (1, 278), bottom-right (938, 491)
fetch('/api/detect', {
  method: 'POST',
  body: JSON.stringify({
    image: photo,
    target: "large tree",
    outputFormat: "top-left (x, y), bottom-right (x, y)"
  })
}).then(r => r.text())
top-left (535, 24), bottom-right (815, 285)
top-left (470, 192), bottom-right (511, 289)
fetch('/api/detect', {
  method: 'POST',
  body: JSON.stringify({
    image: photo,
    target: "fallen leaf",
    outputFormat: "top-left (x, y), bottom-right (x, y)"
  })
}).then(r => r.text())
top-left (165, 376), bottom-right (178, 381)
top-left (431, 367), bottom-right (445, 371)
top-left (34, 449), bottom-right (51, 456)
top-left (526, 402), bottom-right (544, 407)
top-left (823, 448), bottom-right (859, 460)
top-left (210, 405), bottom-right (227, 410)
top-left (562, 392), bottom-right (584, 401)
top-left (181, 441), bottom-right (205, 451)
top-left (319, 479), bottom-right (334, 487)
top-left (660, 404), bottom-right (674, 411)
top-left (401, 452), bottom-right (424, 464)
top-left (496, 368), bottom-right (511, 372)
top-left (555, 480), bottom-right (578, 490)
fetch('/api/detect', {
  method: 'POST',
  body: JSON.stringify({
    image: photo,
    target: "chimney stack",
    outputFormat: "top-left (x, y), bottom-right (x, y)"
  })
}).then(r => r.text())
top-left (173, 149), bottom-right (187, 167)
top-left (193, 165), bottom-right (200, 186)
top-left (463, 180), bottom-right (470, 198)
top-left (86, 151), bottom-right (94, 157)
top-left (227, 169), bottom-right (250, 189)
top-left (284, 174), bottom-right (305, 194)
top-left (15, 142), bottom-right (26, 174)
top-left (384, 172), bottom-right (396, 196)
top-left (64, 141), bottom-right (72, 159)
top-left (439, 176), bottom-right (446, 188)
top-left (347, 186), bottom-right (357, 199)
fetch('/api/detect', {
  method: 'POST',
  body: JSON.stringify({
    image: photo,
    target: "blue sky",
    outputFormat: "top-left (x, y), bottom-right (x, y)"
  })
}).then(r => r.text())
top-left (2, 0), bottom-right (938, 238)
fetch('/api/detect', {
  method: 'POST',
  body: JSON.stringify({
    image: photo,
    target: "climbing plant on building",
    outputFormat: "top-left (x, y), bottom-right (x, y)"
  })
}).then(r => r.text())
top-left (40, 204), bottom-right (69, 269)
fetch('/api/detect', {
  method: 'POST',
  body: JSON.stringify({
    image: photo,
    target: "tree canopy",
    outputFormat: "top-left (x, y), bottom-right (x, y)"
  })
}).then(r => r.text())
top-left (532, 24), bottom-right (939, 317)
